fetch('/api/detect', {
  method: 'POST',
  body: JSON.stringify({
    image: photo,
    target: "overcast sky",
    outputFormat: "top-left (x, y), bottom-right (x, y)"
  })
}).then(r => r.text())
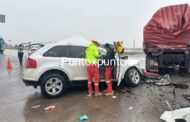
top-left (0, 0), bottom-right (190, 48)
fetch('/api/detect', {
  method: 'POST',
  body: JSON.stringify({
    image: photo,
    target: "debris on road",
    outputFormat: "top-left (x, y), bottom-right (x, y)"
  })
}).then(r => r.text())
top-left (128, 106), bottom-right (134, 110)
top-left (144, 72), bottom-right (170, 86)
top-left (44, 105), bottom-right (56, 111)
top-left (79, 114), bottom-right (89, 121)
top-left (182, 94), bottom-right (190, 102)
top-left (171, 83), bottom-right (189, 89)
top-left (160, 107), bottom-right (190, 122)
top-left (165, 101), bottom-right (172, 111)
top-left (155, 74), bottom-right (170, 86)
top-left (112, 96), bottom-right (117, 99)
top-left (31, 105), bottom-right (41, 109)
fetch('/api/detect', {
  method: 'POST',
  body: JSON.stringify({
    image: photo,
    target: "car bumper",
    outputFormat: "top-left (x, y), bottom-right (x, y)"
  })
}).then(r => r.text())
top-left (139, 68), bottom-right (145, 75)
top-left (22, 79), bottom-right (39, 88)
top-left (22, 68), bottom-right (39, 81)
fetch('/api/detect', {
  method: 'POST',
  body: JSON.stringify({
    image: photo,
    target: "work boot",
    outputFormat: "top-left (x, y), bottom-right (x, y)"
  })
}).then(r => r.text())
top-left (87, 92), bottom-right (94, 97)
top-left (94, 92), bottom-right (103, 97)
top-left (105, 91), bottom-right (114, 96)
top-left (103, 89), bottom-right (107, 93)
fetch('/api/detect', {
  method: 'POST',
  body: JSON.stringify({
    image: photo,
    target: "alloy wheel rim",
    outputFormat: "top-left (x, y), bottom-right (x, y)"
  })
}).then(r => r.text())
top-left (45, 78), bottom-right (63, 95)
top-left (130, 69), bottom-right (140, 84)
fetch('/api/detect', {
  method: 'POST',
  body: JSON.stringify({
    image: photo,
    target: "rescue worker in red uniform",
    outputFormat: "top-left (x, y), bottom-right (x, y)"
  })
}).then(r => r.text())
top-left (85, 40), bottom-right (102, 96)
top-left (104, 43), bottom-right (115, 96)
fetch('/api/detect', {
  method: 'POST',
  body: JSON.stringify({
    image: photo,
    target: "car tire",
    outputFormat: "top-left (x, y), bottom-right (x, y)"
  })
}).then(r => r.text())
top-left (41, 73), bottom-right (67, 98)
top-left (125, 67), bottom-right (141, 87)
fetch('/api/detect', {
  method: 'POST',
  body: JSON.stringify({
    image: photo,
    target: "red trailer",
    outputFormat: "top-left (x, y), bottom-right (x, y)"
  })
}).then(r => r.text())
top-left (144, 3), bottom-right (190, 72)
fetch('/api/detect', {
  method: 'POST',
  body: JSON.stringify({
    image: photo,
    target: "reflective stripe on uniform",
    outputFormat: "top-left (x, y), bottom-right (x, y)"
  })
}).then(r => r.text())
top-left (94, 83), bottom-right (99, 86)
top-left (106, 80), bottom-right (111, 83)
top-left (88, 81), bottom-right (92, 84)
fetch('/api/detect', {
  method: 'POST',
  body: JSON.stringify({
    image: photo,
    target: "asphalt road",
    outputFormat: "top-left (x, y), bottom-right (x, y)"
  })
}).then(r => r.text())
top-left (0, 49), bottom-right (189, 122)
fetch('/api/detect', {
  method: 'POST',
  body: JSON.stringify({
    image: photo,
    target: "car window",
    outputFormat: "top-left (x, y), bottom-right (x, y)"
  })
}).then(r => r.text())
top-left (70, 46), bottom-right (86, 58)
top-left (59, 46), bottom-right (71, 57)
top-left (43, 46), bottom-right (64, 57)
top-left (44, 45), bottom-right (87, 58)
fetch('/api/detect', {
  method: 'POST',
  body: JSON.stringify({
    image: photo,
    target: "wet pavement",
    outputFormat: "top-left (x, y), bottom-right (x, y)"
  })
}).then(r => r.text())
top-left (0, 49), bottom-right (190, 122)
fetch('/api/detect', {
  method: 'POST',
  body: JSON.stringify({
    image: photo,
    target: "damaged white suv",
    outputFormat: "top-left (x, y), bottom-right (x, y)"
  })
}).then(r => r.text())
top-left (22, 38), bottom-right (144, 98)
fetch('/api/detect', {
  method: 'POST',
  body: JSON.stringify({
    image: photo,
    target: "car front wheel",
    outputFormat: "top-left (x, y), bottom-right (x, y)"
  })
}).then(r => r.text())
top-left (125, 67), bottom-right (141, 87)
top-left (41, 73), bottom-right (67, 98)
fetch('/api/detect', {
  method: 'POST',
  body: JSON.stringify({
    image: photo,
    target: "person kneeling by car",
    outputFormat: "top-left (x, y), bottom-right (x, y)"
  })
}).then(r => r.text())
top-left (103, 43), bottom-right (115, 96)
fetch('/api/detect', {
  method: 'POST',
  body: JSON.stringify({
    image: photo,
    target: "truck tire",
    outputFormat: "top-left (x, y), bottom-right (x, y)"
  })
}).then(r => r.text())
top-left (125, 67), bottom-right (141, 87)
top-left (41, 73), bottom-right (68, 99)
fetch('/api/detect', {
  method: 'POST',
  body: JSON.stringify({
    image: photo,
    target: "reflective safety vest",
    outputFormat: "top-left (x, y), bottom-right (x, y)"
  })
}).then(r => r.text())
top-left (85, 42), bottom-right (99, 64)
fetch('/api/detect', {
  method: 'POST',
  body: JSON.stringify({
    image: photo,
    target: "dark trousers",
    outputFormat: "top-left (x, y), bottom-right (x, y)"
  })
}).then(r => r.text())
top-left (18, 53), bottom-right (24, 66)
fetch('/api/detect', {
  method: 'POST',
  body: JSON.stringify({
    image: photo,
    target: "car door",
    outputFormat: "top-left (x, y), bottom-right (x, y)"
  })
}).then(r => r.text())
top-left (98, 45), bottom-right (119, 82)
top-left (112, 42), bottom-right (121, 84)
top-left (60, 45), bottom-right (88, 81)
